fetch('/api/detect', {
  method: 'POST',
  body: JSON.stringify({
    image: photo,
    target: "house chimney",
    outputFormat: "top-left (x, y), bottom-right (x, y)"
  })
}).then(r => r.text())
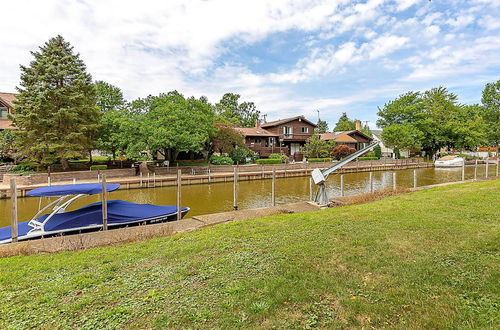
top-left (355, 120), bottom-right (362, 131)
top-left (255, 120), bottom-right (260, 127)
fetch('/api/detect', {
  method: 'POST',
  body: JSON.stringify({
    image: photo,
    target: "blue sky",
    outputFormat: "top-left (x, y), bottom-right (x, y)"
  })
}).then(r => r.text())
top-left (1, 0), bottom-right (499, 128)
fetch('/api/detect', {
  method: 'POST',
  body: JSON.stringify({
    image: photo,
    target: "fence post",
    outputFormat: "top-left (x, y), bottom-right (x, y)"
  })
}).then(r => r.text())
top-left (177, 169), bottom-right (182, 220)
top-left (461, 163), bottom-right (465, 181)
top-left (485, 162), bottom-right (489, 178)
top-left (392, 172), bottom-right (396, 191)
top-left (474, 160), bottom-right (478, 181)
top-left (309, 177), bottom-right (313, 201)
top-left (340, 174), bottom-right (344, 197)
top-left (47, 166), bottom-right (51, 186)
top-left (233, 167), bottom-right (238, 210)
top-left (10, 178), bottom-right (18, 243)
top-left (101, 175), bottom-right (108, 231)
top-left (413, 169), bottom-right (417, 188)
top-left (272, 168), bottom-right (276, 206)
top-left (369, 172), bottom-right (374, 193)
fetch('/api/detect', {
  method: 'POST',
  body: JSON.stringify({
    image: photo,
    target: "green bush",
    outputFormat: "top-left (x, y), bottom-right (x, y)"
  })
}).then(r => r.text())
top-left (256, 158), bottom-right (282, 164)
top-left (230, 148), bottom-right (255, 164)
top-left (268, 153), bottom-right (287, 163)
top-left (358, 156), bottom-right (378, 160)
top-left (69, 162), bottom-right (88, 170)
top-left (10, 163), bottom-right (37, 174)
top-left (308, 158), bottom-right (333, 162)
top-left (210, 155), bottom-right (234, 165)
top-left (90, 165), bottom-right (108, 171)
top-left (373, 145), bottom-right (382, 159)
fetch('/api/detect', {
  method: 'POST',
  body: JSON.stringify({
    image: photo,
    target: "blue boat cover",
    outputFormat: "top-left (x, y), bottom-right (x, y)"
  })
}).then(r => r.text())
top-left (27, 183), bottom-right (121, 197)
top-left (0, 200), bottom-right (188, 241)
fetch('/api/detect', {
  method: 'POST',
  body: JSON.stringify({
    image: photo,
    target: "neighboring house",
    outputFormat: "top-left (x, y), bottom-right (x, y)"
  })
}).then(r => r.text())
top-left (319, 130), bottom-right (373, 151)
top-left (0, 92), bottom-right (17, 130)
top-left (371, 130), bottom-right (409, 158)
top-left (236, 116), bottom-right (316, 160)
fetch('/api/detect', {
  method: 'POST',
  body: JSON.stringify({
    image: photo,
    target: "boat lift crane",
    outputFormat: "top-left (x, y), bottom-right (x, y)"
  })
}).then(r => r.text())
top-left (311, 141), bottom-right (380, 205)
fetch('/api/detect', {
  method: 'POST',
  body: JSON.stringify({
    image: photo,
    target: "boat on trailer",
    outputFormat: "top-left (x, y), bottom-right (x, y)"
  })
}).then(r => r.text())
top-left (434, 155), bottom-right (465, 168)
top-left (0, 183), bottom-right (189, 244)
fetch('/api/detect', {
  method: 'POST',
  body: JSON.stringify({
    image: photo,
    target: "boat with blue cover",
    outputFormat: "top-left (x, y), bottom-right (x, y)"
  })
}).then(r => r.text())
top-left (0, 183), bottom-right (189, 244)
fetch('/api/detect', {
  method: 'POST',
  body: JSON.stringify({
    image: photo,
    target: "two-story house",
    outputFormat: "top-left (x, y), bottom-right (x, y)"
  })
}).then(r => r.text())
top-left (236, 116), bottom-right (316, 160)
top-left (0, 92), bottom-right (17, 130)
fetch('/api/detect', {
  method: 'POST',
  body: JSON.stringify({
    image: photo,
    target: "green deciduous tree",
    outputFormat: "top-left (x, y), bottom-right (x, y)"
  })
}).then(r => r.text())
top-left (333, 112), bottom-right (355, 131)
top-left (215, 93), bottom-right (260, 127)
top-left (381, 124), bottom-right (423, 151)
top-left (210, 122), bottom-right (245, 155)
top-left (301, 135), bottom-right (335, 158)
top-left (481, 79), bottom-right (500, 151)
top-left (13, 35), bottom-right (100, 170)
top-left (377, 87), bottom-right (487, 158)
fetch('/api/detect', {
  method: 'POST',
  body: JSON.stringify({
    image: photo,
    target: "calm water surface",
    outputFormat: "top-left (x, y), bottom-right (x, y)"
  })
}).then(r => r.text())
top-left (0, 165), bottom-right (491, 228)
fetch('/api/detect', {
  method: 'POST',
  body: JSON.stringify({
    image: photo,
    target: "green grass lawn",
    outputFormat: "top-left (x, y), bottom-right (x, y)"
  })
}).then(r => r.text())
top-left (0, 180), bottom-right (498, 329)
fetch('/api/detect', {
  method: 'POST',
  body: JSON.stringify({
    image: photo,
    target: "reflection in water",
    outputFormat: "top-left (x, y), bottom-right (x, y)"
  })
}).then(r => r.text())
top-left (0, 165), bottom-right (489, 228)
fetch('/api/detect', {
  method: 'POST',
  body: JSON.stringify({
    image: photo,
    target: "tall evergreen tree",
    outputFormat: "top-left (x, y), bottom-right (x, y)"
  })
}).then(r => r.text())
top-left (333, 112), bottom-right (355, 131)
top-left (315, 119), bottom-right (329, 133)
top-left (13, 35), bottom-right (99, 170)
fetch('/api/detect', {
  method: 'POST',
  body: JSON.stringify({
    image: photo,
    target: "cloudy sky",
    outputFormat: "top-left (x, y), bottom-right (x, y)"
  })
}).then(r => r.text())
top-left (1, 0), bottom-right (499, 128)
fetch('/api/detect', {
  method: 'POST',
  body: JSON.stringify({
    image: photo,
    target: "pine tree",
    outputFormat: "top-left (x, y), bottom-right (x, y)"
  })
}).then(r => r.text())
top-left (333, 112), bottom-right (355, 131)
top-left (13, 35), bottom-right (100, 170)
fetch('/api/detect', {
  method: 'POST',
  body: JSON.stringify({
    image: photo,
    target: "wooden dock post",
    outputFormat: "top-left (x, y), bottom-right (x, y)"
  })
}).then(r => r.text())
top-left (140, 172), bottom-right (143, 187)
top-left (485, 162), bottom-right (489, 178)
top-left (153, 172), bottom-right (156, 187)
top-left (392, 172), bottom-right (396, 190)
top-left (369, 172), bottom-right (374, 193)
top-left (73, 178), bottom-right (76, 184)
top-left (261, 164), bottom-right (264, 179)
top-left (474, 160), bottom-right (478, 181)
top-left (461, 163), bottom-right (465, 181)
top-left (309, 177), bottom-right (313, 201)
top-left (10, 178), bottom-right (18, 243)
top-left (272, 168), bottom-right (276, 206)
top-left (101, 175), bottom-right (108, 231)
top-left (47, 166), bottom-right (51, 186)
top-left (496, 161), bottom-right (499, 177)
top-left (177, 170), bottom-right (182, 221)
top-left (413, 169), bottom-right (417, 188)
top-left (233, 167), bottom-right (238, 210)
top-left (340, 174), bottom-right (344, 197)
top-left (208, 165), bottom-right (211, 183)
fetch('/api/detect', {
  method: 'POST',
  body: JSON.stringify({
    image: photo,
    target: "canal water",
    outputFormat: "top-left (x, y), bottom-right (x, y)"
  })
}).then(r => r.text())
top-left (0, 165), bottom-right (491, 228)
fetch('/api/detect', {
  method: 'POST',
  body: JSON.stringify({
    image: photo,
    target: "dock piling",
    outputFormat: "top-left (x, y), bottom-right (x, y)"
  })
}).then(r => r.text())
top-left (496, 161), bottom-right (499, 177)
top-left (272, 168), bottom-right (276, 206)
top-left (485, 162), bottom-right (489, 178)
top-left (101, 175), bottom-right (108, 231)
top-left (340, 174), bottom-right (344, 197)
top-left (413, 169), bottom-right (417, 188)
top-left (369, 172), bottom-right (374, 193)
top-left (309, 177), bottom-right (313, 201)
top-left (140, 172), bottom-right (143, 187)
top-left (177, 170), bottom-right (182, 221)
top-left (73, 178), bottom-right (76, 184)
top-left (392, 172), bottom-right (396, 191)
top-left (233, 167), bottom-right (238, 210)
top-left (10, 178), bottom-right (18, 243)
top-left (461, 163), bottom-right (465, 181)
top-left (474, 160), bottom-right (478, 180)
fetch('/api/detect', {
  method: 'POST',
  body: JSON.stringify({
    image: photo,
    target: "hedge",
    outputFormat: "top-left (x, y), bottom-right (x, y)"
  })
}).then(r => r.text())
top-left (358, 157), bottom-right (378, 160)
top-left (256, 159), bottom-right (282, 164)
top-left (308, 158), bottom-right (332, 163)
top-left (210, 155), bottom-right (234, 166)
top-left (90, 165), bottom-right (108, 171)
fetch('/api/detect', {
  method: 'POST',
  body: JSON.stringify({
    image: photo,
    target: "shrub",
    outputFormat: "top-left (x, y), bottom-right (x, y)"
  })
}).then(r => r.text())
top-left (69, 162), bottom-right (88, 170)
top-left (230, 148), bottom-right (255, 164)
top-left (10, 163), bottom-right (37, 174)
top-left (358, 156), bottom-right (378, 160)
top-left (308, 158), bottom-right (333, 163)
top-left (256, 158), bottom-right (282, 164)
top-left (373, 145), bottom-right (382, 159)
top-left (332, 145), bottom-right (356, 160)
top-left (90, 165), bottom-right (108, 171)
top-left (268, 153), bottom-right (287, 163)
top-left (210, 155), bottom-right (234, 165)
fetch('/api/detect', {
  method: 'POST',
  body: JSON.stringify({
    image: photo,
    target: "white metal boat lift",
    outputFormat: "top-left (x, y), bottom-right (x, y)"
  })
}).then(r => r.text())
top-left (311, 141), bottom-right (380, 205)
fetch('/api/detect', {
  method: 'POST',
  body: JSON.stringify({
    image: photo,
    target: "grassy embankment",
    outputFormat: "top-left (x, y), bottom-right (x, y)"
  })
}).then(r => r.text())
top-left (0, 180), bottom-right (498, 328)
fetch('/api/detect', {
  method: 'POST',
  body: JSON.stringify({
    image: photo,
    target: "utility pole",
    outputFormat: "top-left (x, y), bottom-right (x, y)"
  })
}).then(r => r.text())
top-left (316, 109), bottom-right (320, 121)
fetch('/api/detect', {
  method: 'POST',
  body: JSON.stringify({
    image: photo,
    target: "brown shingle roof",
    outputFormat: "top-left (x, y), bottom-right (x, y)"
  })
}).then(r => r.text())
top-left (0, 92), bottom-right (17, 109)
top-left (0, 120), bottom-right (15, 130)
top-left (261, 116), bottom-right (316, 128)
top-left (319, 130), bottom-right (373, 143)
top-left (235, 127), bottom-right (279, 137)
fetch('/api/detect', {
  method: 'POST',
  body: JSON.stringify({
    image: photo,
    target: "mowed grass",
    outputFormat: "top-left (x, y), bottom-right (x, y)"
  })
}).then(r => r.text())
top-left (0, 180), bottom-right (499, 329)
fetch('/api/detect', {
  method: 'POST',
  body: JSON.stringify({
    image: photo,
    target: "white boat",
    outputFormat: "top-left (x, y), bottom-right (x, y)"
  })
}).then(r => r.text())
top-left (435, 156), bottom-right (465, 168)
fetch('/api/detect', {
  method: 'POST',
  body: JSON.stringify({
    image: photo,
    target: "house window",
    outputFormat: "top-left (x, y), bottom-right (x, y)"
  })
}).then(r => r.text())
top-left (255, 138), bottom-right (262, 144)
top-left (301, 127), bottom-right (309, 133)
top-left (283, 126), bottom-right (293, 136)
top-left (0, 104), bottom-right (8, 119)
